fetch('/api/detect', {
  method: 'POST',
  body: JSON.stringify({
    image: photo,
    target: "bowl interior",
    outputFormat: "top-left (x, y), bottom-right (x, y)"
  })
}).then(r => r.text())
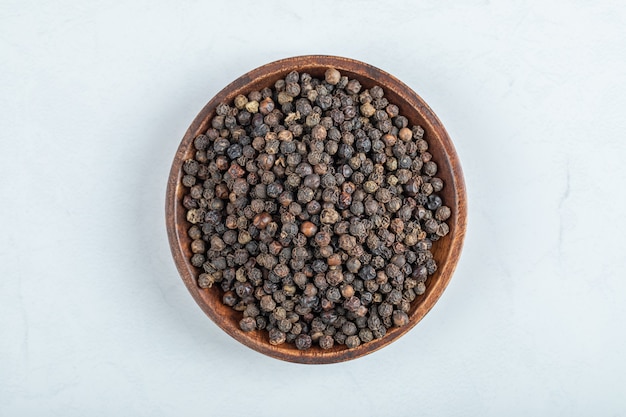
top-left (166, 55), bottom-right (467, 364)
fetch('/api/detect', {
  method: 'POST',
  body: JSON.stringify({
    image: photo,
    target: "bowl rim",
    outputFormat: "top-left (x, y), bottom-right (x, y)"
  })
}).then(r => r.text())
top-left (166, 55), bottom-right (467, 364)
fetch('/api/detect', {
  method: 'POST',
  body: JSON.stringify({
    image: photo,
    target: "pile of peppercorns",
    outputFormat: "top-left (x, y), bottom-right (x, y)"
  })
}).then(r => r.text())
top-left (181, 68), bottom-right (451, 350)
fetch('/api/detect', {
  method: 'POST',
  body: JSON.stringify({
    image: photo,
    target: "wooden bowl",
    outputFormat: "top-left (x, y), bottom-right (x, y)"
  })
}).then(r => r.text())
top-left (166, 55), bottom-right (467, 364)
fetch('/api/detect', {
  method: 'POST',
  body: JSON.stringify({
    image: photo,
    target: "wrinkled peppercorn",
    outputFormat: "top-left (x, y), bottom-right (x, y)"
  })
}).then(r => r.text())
top-left (295, 333), bottom-right (313, 350)
top-left (240, 316), bottom-right (257, 332)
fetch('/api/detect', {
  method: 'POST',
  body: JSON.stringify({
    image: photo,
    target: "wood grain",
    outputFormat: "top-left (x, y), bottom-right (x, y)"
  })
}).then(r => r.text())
top-left (165, 55), bottom-right (467, 364)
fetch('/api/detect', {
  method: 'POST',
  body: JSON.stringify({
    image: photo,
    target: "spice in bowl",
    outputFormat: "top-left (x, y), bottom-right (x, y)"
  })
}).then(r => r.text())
top-left (180, 68), bottom-right (451, 350)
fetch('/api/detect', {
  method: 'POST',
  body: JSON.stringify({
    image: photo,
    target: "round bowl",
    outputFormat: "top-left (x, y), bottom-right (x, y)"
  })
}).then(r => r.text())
top-left (166, 55), bottom-right (467, 364)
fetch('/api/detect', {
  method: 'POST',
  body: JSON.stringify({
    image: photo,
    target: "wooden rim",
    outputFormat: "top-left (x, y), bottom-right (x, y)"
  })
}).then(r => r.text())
top-left (166, 55), bottom-right (467, 364)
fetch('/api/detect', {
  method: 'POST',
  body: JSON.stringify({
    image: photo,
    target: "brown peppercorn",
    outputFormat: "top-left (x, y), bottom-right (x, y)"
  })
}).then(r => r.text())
top-left (234, 94), bottom-right (248, 109)
top-left (257, 153), bottom-right (275, 171)
top-left (392, 310), bottom-right (409, 327)
top-left (360, 103), bottom-right (375, 117)
top-left (268, 240), bottom-right (283, 255)
top-left (245, 100), bottom-right (259, 113)
top-left (300, 221), bottom-right (318, 237)
top-left (327, 253), bottom-right (342, 267)
top-left (311, 125), bottom-right (327, 141)
top-left (303, 282), bottom-right (318, 297)
top-left (278, 129), bottom-right (293, 141)
top-left (398, 127), bottom-right (412, 141)
top-left (191, 239), bottom-right (206, 254)
top-left (320, 208), bottom-right (340, 224)
top-left (209, 235), bottom-right (225, 251)
top-left (337, 192), bottom-right (352, 209)
top-left (259, 97), bottom-right (275, 115)
top-left (228, 163), bottom-right (245, 178)
top-left (253, 212), bottom-right (272, 229)
top-left (325, 68), bottom-right (341, 85)
top-left (341, 284), bottom-right (355, 299)
top-left (388, 218), bottom-right (404, 234)
top-left (278, 91), bottom-right (293, 105)
top-left (382, 133), bottom-right (397, 147)
top-left (385, 104), bottom-right (399, 118)
top-left (215, 183), bottom-right (229, 199)
top-left (238, 230), bottom-right (252, 245)
top-left (326, 269), bottom-right (344, 286)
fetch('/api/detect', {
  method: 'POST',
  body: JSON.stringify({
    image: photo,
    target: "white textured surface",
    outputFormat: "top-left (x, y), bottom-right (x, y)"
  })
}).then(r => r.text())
top-left (2, 0), bottom-right (625, 415)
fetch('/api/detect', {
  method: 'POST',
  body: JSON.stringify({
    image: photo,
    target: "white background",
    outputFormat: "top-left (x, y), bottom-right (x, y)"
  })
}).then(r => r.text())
top-left (2, 0), bottom-right (625, 415)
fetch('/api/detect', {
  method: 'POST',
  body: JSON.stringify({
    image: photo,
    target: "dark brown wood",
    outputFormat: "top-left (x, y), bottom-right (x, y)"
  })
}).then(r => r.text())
top-left (166, 55), bottom-right (467, 364)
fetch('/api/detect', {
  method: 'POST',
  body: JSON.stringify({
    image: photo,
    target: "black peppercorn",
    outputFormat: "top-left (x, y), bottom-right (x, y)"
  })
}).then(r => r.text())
top-left (297, 187), bottom-right (315, 203)
top-left (239, 316), bottom-right (257, 332)
top-left (319, 334), bottom-right (334, 349)
top-left (293, 333), bottom-right (311, 350)
top-left (427, 194), bottom-right (442, 210)
top-left (268, 328), bottom-right (286, 345)
top-left (344, 335), bottom-right (361, 349)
